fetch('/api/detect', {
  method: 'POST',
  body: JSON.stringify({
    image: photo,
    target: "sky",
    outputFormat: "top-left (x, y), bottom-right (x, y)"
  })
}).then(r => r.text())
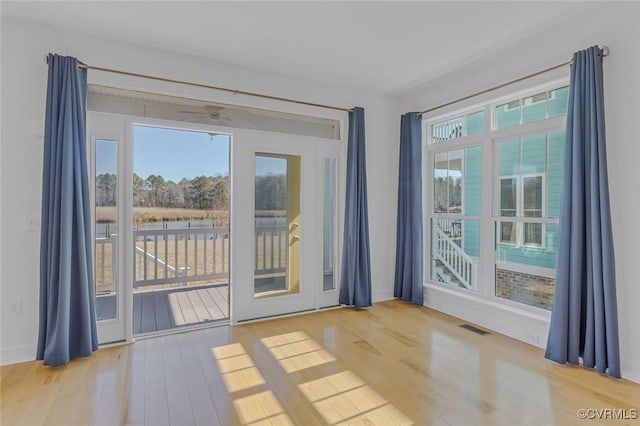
top-left (132, 126), bottom-right (229, 181)
top-left (96, 125), bottom-right (287, 181)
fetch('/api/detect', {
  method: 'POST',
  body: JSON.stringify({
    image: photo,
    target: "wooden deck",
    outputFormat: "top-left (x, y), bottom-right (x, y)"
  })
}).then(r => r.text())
top-left (96, 284), bottom-right (229, 335)
top-left (96, 275), bottom-right (330, 335)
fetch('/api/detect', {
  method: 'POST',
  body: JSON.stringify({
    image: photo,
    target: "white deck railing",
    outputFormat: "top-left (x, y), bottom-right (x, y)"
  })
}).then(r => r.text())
top-left (254, 224), bottom-right (287, 274)
top-left (130, 223), bottom-right (287, 288)
top-left (95, 235), bottom-right (116, 292)
top-left (432, 225), bottom-right (478, 290)
top-left (436, 218), bottom-right (462, 238)
top-left (133, 227), bottom-right (229, 287)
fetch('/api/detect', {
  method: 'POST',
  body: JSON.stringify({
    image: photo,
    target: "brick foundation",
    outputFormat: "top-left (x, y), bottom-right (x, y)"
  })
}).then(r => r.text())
top-left (496, 269), bottom-right (554, 310)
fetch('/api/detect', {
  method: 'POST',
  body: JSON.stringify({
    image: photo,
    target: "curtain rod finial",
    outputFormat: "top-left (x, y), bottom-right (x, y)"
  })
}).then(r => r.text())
top-left (600, 45), bottom-right (610, 57)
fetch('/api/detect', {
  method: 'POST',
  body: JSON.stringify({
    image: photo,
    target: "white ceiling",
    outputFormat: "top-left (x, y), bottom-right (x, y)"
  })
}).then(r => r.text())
top-left (2, 1), bottom-right (592, 95)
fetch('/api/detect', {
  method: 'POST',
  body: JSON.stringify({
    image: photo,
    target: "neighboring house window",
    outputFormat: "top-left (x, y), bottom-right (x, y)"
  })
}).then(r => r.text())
top-left (499, 177), bottom-right (518, 244)
top-left (499, 174), bottom-right (545, 248)
top-left (425, 83), bottom-right (568, 311)
top-left (523, 175), bottom-right (544, 246)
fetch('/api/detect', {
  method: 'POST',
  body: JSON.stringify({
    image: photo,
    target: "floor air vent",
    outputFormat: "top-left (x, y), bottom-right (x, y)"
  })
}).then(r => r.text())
top-left (459, 324), bottom-right (490, 335)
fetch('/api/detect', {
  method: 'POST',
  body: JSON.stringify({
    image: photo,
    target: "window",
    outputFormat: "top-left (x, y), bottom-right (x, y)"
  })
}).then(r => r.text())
top-left (425, 83), bottom-right (568, 311)
top-left (499, 174), bottom-right (545, 248)
top-left (430, 146), bottom-right (482, 291)
top-left (495, 86), bottom-right (569, 128)
top-left (434, 150), bottom-right (464, 214)
top-left (432, 111), bottom-right (484, 143)
top-left (499, 177), bottom-right (517, 244)
top-left (523, 175), bottom-right (544, 246)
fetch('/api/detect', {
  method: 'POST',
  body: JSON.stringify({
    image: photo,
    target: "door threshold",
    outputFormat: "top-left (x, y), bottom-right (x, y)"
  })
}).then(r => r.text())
top-left (236, 305), bottom-right (343, 324)
top-left (133, 319), bottom-right (231, 340)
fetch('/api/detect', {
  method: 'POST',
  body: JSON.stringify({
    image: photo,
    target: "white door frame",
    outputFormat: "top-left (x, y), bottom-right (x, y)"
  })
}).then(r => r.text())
top-left (88, 112), bottom-right (344, 332)
top-left (231, 129), bottom-right (343, 322)
top-left (87, 112), bottom-right (133, 344)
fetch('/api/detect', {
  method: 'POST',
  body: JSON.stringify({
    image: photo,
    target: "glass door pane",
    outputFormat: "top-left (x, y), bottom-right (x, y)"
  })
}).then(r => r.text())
top-left (88, 112), bottom-right (129, 344)
top-left (254, 154), bottom-right (301, 298)
top-left (132, 126), bottom-right (231, 335)
top-left (95, 139), bottom-right (118, 321)
top-left (323, 158), bottom-right (337, 291)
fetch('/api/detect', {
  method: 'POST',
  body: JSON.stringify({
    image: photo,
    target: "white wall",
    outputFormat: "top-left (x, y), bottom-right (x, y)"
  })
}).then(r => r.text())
top-left (400, 2), bottom-right (639, 382)
top-left (0, 17), bottom-right (401, 364)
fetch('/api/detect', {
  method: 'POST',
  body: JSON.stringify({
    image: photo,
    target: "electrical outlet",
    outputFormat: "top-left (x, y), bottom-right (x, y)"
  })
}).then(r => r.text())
top-left (6, 299), bottom-right (22, 316)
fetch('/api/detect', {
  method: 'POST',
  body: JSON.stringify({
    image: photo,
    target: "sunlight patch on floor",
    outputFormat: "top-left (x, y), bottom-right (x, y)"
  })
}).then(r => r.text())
top-left (233, 390), bottom-right (294, 426)
top-left (261, 331), bottom-right (335, 373)
top-left (299, 371), bottom-right (413, 425)
top-left (214, 333), bottom-right (412, 424)
top-left (261, 331), bottom-right (310, 348)
top-left (212, 343), bottom-right (266, 393)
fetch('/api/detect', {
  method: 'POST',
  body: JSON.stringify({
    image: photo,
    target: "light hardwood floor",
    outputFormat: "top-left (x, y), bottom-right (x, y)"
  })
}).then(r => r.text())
top-left (1, 300), bottom-right (638, 425)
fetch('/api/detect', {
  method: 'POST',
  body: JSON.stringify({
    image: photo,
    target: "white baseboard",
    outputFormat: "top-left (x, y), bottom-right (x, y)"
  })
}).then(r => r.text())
top-left (424, 283), bottom-right (550, 348)
top-left (375, 285), bottom-right (550, 343)
top-left (373, 288), bottom-right (394, 303)
top-left (1, 343), bottom-right (36, 366)
top-left (621, 364), bottom-right (640, 384)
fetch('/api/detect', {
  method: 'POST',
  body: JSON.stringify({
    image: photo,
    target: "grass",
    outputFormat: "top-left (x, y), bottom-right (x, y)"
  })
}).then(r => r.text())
top-left (96, 206), bottom-right (284, 226)
top-left (96, 206), bottom-right (231, 227)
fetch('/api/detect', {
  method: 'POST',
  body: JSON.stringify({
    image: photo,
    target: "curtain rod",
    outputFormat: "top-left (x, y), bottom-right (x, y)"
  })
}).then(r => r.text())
top-left (416, 45), bottom-right (610, 117)
top-left (44, 55), bottom-right (354, 113)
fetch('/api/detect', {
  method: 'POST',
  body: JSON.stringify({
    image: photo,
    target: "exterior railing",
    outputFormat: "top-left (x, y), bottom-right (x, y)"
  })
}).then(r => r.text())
top-left (94, 222), bottom-right (288, 291)
top-left (100, 221), bottom-right (472, 293)
top-left (432, 117), bottom-right (464, 143)
top-left (134, 227), bottom-right (229, 287)
top-left (254, 224), bottom-right (287, 274)
top-left (95, 235), bottom-right (116, 293)
top-left (432, 225), bottom-right (478, 290)
top-left (436, 218), bottom-right (462, 239)
top-left (132, 223), bottom-right (287, 288)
